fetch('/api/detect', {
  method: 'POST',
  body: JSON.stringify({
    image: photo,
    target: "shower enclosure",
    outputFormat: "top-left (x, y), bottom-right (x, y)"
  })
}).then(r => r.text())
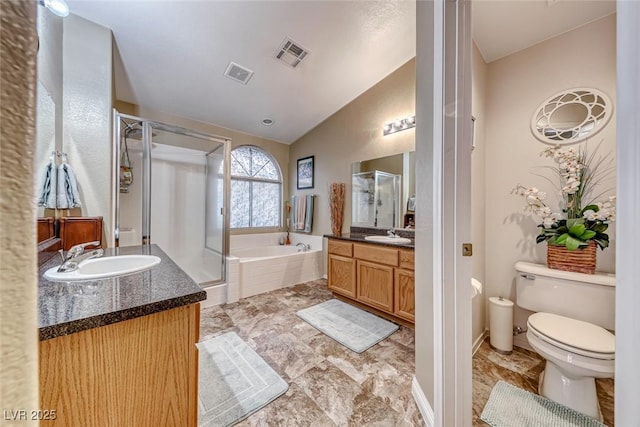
top-left (114, 112), bottom-right (230, 286)
top-left (351, 170), bottom-right (401, 228)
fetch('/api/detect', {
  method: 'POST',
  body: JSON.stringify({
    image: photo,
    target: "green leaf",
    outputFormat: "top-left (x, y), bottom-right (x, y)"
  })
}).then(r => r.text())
top-left (554, 233), bottom-right (569, 245)
top-left (592, 223), bottom-right (608, 233)
top-left (568, 223), bottom-right (586, 237)
top-left (565, 235), bottom-right (582, 250)
top-left (566, 218), bottom-right (581, 229)
top-left (580, 230), bottom-right (596, 240)
top-left (595, 238), bottom-right (609, 249)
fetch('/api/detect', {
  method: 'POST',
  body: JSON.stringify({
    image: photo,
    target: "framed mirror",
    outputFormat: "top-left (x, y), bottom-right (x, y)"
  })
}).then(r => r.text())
top-left (531, 88), bottom-right (612, 145)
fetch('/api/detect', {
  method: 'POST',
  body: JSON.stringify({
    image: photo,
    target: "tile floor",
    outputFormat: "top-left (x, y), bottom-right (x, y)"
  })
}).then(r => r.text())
top-left (200, 279), bottom-right (615, 426)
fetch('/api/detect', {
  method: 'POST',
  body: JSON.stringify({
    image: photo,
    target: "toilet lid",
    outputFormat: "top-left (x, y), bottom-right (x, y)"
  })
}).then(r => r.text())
top-left (528, 312), bottom-right (615, 355)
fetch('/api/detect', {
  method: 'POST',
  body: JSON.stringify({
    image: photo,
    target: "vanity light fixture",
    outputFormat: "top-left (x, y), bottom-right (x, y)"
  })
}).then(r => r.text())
top-left (383, 115), bottom-right (416, 136)
top-left (39, 0), bottom-right (70, 17)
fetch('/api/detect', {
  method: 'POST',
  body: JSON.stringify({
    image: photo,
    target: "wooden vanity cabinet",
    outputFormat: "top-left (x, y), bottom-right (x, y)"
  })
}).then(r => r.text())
top-left (328, 239), bottom-right (356, 298)
top-left (39, 303), bottom-right (200, 426)
top-left (327, 238), bottom-right (415, 325)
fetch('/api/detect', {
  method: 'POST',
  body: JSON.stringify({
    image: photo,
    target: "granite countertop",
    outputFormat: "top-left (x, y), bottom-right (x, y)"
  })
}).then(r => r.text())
top-left (38, 244), bottom-right (206, 341)
top-left (325, 227), bottom-right (415, 249)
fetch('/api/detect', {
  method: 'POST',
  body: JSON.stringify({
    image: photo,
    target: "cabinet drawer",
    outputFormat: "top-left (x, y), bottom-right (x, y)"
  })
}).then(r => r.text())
top-left (328, 239), bottom-right (353, 257)
top-left (354, 243), bottom-right (398, 267)
top-left (399, 249), bottom-right (415, 270)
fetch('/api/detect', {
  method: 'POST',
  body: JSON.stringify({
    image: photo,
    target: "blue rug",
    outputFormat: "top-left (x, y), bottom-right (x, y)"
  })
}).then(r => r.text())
top-left (296, 299), bottom-right (399, 353)
top-left (197, 332), bottom-right (288, 427)
top-left (481, 380), bottom-right (606, 427)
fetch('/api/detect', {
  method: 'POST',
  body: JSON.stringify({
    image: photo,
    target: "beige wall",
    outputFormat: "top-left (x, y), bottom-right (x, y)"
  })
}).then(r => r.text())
top-left (0, 0), bottom-right (39, 418)
top-left (471, 42), bottom-right (488, 347)
top-left (289, 59), bottom-right (416, 236)
top-left (115, 102), bottom-right (290, 234)
top-left (483, 15), bottom-right (617, 341)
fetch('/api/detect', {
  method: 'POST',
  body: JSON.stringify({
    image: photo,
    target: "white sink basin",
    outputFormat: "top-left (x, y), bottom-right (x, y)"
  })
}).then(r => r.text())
top-left (44, 255), bottom-right (161, 282)
top-left (364, 235), bottom-right (412, 244)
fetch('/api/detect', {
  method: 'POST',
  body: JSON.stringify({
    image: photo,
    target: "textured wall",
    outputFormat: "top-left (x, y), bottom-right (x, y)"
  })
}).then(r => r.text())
top-left (0, 0), bottom-right (39, 420)
top-left (289, 59), bottom-right (416, 236)
top-left (483, 15), bottom-right (617, 347)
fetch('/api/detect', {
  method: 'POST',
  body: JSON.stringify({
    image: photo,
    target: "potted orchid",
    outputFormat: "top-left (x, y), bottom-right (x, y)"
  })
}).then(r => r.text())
top-left (513, 144), bottom-right (615, 273)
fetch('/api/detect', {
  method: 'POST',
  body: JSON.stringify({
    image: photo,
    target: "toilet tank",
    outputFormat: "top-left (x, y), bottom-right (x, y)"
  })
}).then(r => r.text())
top-left (515, 262), bottom-right (615, 330)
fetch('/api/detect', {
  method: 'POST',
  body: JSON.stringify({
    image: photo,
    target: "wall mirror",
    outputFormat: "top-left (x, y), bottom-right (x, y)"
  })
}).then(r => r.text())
top-left (531, 88), bottom-right (612, 145)
top-left (351, 152), bottom-right (415, 229)
top-left (36, 8), bottom-right (63, 244)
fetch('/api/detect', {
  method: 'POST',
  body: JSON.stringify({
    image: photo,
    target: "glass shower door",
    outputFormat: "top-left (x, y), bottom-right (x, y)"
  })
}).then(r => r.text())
top-left (146, 123), bottom-right (228, 285)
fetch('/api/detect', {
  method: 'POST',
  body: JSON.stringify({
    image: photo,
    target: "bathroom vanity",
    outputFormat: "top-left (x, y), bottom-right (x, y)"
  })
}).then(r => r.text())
top-left (326, 235), bottom-right (415, 326)
top-left (38, 245), bottom-right (205, 426)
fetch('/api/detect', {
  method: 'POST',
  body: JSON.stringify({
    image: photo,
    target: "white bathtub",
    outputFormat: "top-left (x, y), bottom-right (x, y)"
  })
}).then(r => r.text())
top-left (228, 243), bottom-right (323, 300)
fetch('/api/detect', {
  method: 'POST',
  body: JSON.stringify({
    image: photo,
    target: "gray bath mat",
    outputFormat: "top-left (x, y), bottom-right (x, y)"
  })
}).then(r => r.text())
top-left (296, 299), bottom-right (399, 353)
top-left (197, 332), bottom-right (288, 427)
top-left (481, 380), bottom-right (606, 427)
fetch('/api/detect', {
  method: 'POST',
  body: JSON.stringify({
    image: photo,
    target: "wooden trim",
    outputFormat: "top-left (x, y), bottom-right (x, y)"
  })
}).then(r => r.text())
top-left (328, 254), bottom-right (356, 298)
top-left (40, 305), bottom-right (198, 426)
top-left (59, 216), bottom-right (103, 250)
top-left (188, 303), bottom-right (200, 427)
top-left (394, 268), bottom-right (416, 322)
top-left (328, 239), bottom-right (353, 257)
top-left (356, 260), bottom-right (394, 313)
top-left (353, 243), bottom-right (399, 266)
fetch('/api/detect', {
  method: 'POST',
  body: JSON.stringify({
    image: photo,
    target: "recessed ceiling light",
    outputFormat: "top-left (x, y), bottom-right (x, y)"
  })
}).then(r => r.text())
top-left (262, 118), bottom-right (274, 126)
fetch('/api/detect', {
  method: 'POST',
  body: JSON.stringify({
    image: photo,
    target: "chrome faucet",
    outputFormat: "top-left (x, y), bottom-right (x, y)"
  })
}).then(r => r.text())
top-left (296, 243), bottom-right (311, 252)
top-left (57, 241), bottom-right (104, 272)
top-left (387, 228), bottom-right (397, 237)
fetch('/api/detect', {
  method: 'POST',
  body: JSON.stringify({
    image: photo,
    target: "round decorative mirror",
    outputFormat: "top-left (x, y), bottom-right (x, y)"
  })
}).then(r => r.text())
top-left (531, 88), bottom-right (612, 145)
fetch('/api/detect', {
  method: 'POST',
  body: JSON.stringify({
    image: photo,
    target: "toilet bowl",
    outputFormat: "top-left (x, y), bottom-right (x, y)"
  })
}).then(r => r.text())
top-left (515, 262), bottom-right (616, 421)
top-left (526, 312), bottom-right (614, 420)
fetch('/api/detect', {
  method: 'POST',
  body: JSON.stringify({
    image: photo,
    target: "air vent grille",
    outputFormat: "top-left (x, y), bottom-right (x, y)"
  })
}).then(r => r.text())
top-left (223, 62), bottom-right (254, 85)
top-left (274, 37), bottom-right (309, 69)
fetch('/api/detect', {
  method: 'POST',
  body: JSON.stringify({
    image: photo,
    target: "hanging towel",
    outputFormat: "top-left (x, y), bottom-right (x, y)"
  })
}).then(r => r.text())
top-left (57, 162), bottom-right (82, 209)
top-left (293, 195), bottom-right (306, 231)
top-left (303, 194), bottom-right (314, 233)
top-left (37, 161), bottom-right (58, 209)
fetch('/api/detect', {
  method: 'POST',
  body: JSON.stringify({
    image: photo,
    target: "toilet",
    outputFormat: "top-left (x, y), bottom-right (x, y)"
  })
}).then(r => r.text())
top-left (515, 261), bottom-right (615, 421)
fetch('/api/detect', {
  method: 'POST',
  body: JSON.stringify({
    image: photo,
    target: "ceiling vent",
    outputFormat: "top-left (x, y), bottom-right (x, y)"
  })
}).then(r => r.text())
top-left (273, 37), bottom-right (309, 69)
top-left (223, 62), bottom-right (254, 85)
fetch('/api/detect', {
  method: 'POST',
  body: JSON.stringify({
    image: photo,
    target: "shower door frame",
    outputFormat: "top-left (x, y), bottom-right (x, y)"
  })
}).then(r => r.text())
top-left (113, 110), bottom-right (231, 286)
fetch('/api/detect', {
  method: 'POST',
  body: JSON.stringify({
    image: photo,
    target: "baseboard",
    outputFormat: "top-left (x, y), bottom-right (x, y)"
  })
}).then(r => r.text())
top-left (412, 376), bottom-right (434, 427)
top-left (472, 329), bottom-right (488, 356)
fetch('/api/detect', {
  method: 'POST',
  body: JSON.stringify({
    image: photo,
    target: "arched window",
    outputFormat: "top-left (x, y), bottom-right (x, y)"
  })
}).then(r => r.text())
top-left (230, 145), bottom-right (282, 229)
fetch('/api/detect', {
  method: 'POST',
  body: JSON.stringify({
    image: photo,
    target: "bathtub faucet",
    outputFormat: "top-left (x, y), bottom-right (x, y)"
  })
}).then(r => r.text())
top-left (296, 243), bottom-right (311, 252)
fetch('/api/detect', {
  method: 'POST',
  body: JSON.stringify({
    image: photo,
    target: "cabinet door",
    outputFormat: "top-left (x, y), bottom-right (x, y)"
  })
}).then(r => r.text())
top-left (357, 260), bottom-right (394, 313)
top-left (394, 268), bottom-right (415, 322)
top-left (328, 254), bottom-right (356, 298)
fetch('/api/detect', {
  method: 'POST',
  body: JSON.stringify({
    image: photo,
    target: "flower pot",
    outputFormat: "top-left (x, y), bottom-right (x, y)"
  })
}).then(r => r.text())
top-left (546, 241), bottom-right (597, 274)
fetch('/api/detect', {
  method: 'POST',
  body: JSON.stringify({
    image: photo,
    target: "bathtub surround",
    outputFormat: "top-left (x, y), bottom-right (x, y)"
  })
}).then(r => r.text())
top-left (296, 299), bottom-right (399, 353)
top-left (197, 332), bottom-right (288, 427)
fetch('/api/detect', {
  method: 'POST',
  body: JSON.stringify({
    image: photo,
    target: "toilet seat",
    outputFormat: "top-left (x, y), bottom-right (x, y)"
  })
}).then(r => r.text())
top-left (527, 312), bottom-right (615, 360)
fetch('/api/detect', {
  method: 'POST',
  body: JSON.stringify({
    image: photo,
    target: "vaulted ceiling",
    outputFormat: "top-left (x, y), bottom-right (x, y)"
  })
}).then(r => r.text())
top-left (68, 0), bottom-right (615, 144)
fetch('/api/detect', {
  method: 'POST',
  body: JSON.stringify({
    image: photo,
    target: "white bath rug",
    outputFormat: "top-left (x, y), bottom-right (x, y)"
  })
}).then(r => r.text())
top-left (481, 380), bottom-right (607, 427)
top-left (197, 332), bottom-right (288, 427)
top-left (296, 299), bottom-right (399, 353)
